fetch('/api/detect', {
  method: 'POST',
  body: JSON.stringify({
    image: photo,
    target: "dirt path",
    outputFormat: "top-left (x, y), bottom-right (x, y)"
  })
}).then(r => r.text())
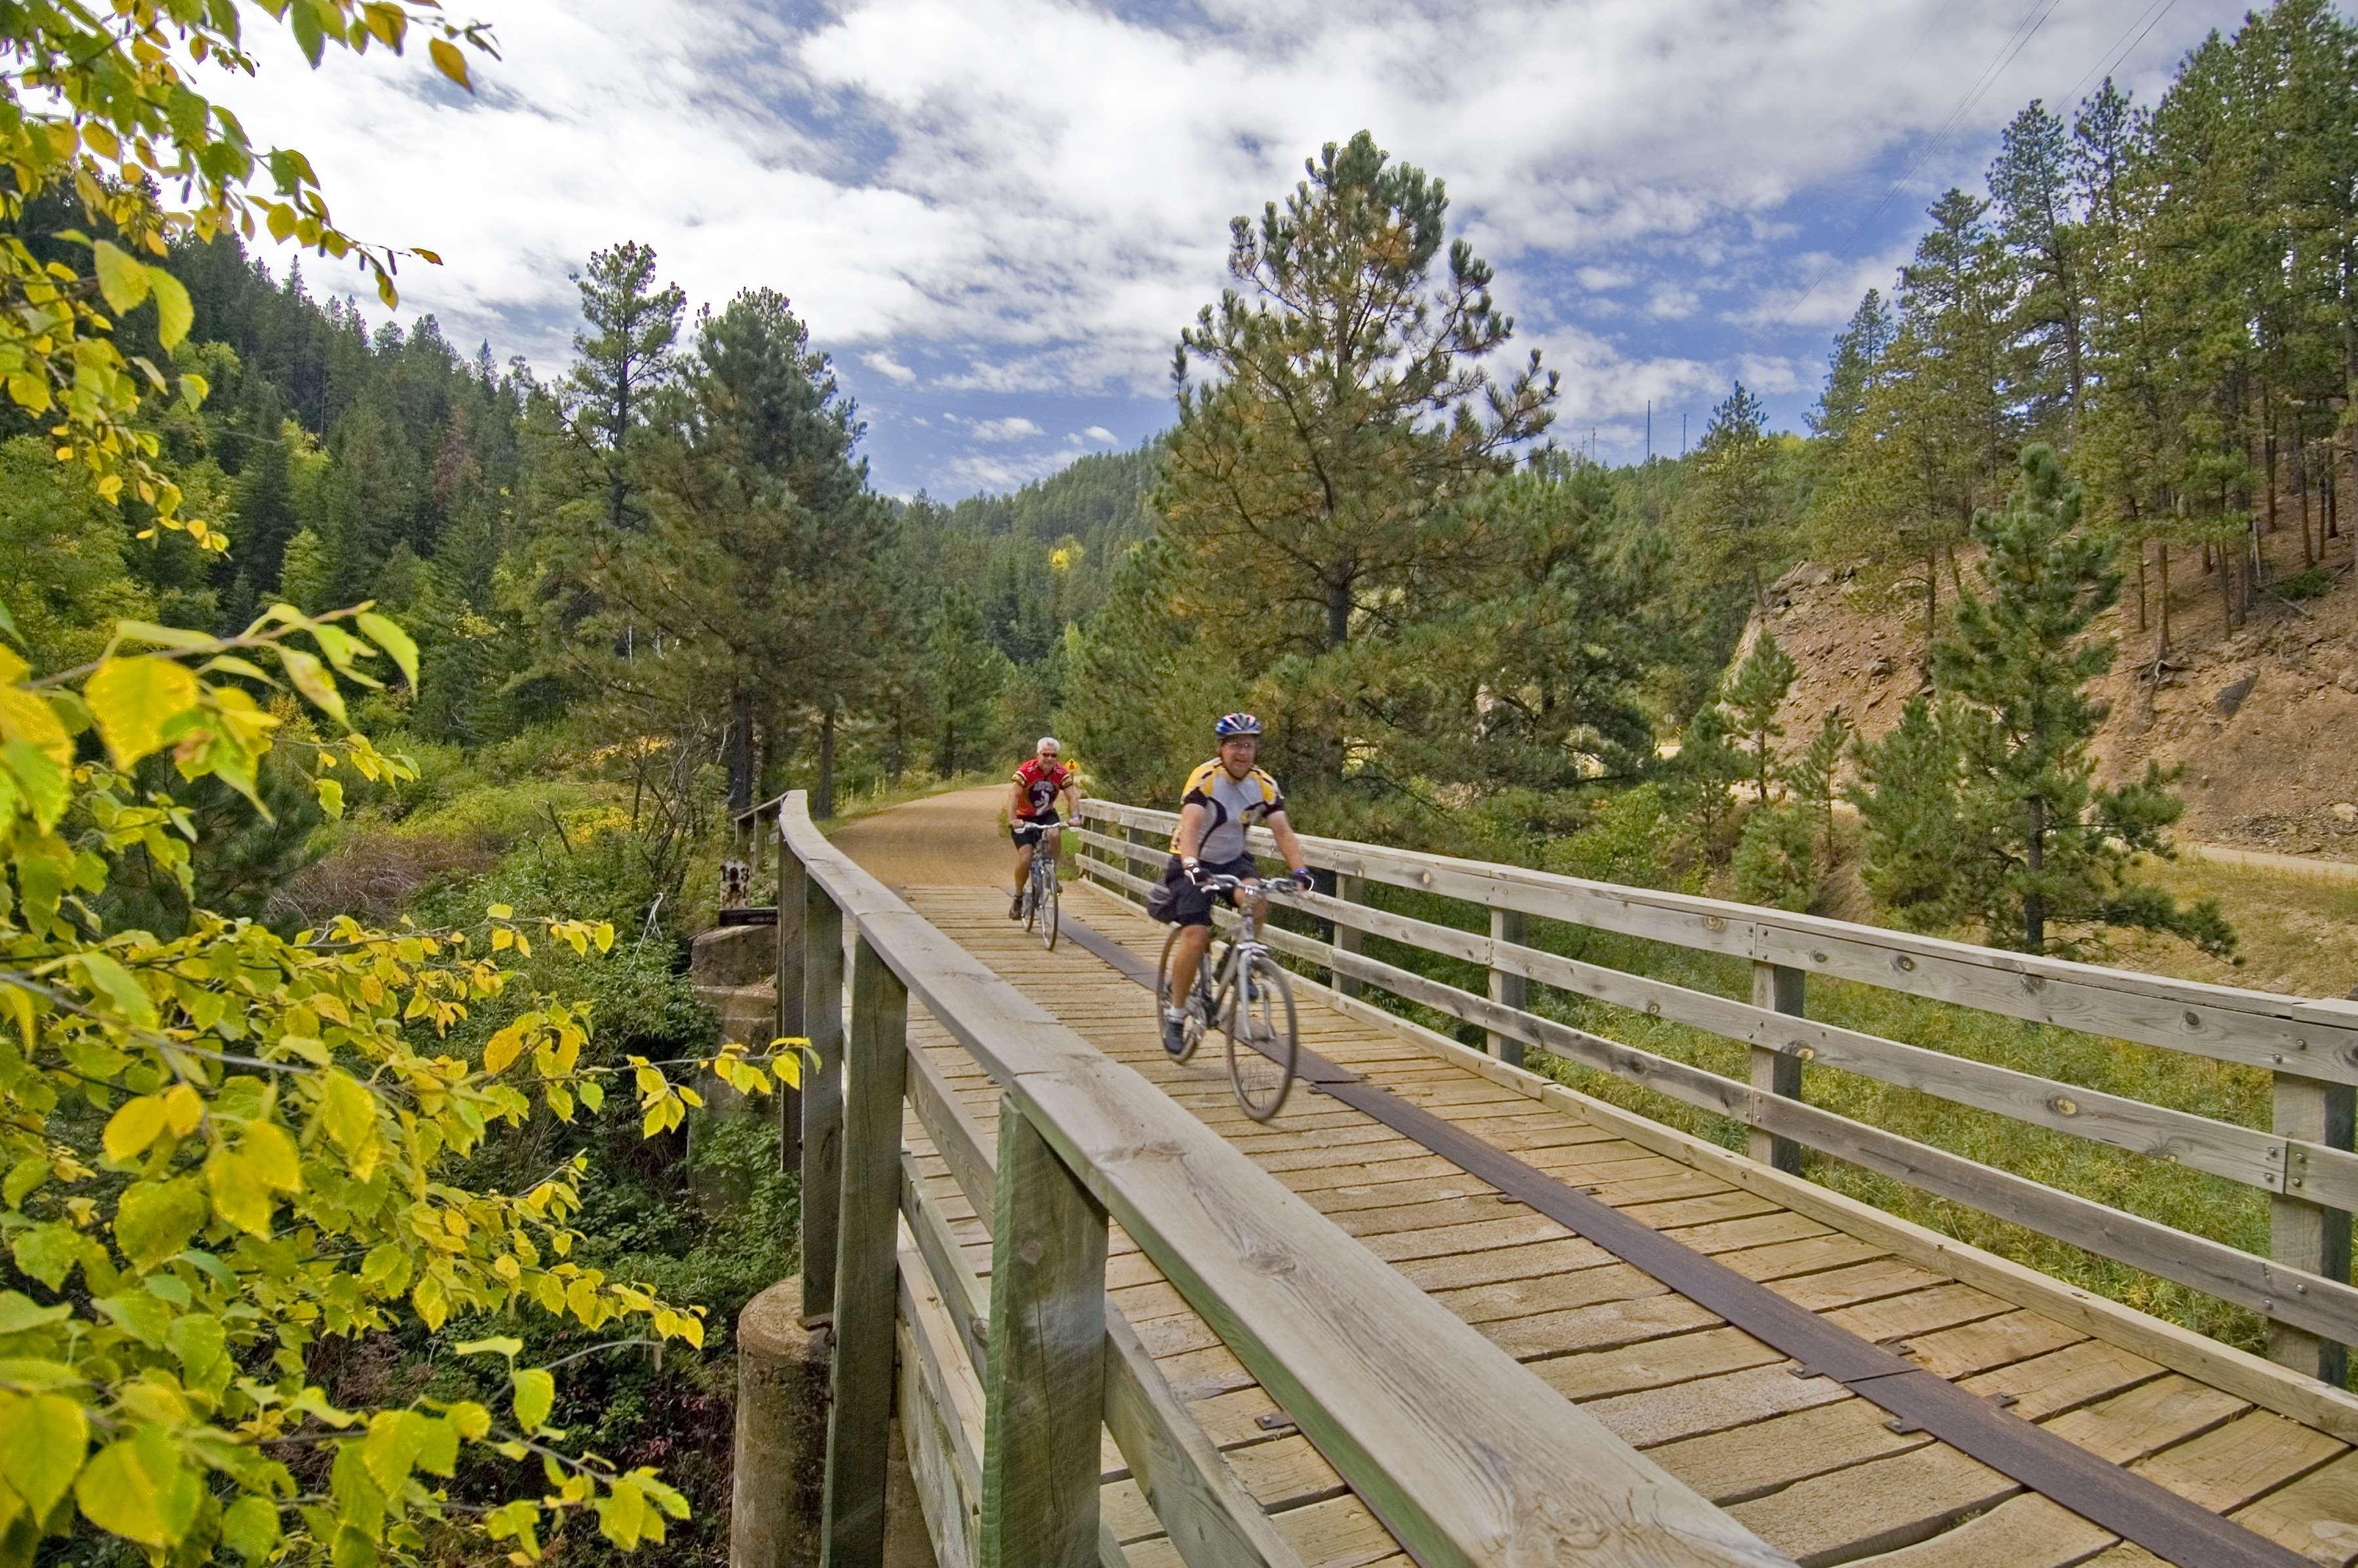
top-left (2183, 839), bottom-right (2358, 886)
top-left (823, 785), bottom-right (1013, 893)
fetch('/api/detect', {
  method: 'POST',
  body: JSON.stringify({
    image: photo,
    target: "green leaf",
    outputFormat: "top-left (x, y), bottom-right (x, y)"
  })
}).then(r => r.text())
top-left (77, 953), bottom-right (157, 1028)
top-left (94, 1291), bottom-right (172, 1349)
top-left (146, 267), bottom-right (193, 350)
top-left (221, 1495), bottom-right (280, 1561)
top-left (10, 1224), bottom-right (83, 1291)
top-left (0, 599), bottom-right (18, 646)
top-left (75, 1427), bottom-right (200, 1548)
top-left (0, 1292), bottom-right (69, 1335)
top-left (1, 738), bottom-right (67, 829)
top-left (0, 1391), bottom-right (87, 1516)
top-left (91, 242), bottom-right (151, 316)
top-left (360, 1410), bottom-right (428, 1492)
top-left (1, 1158), bottom-right (47, 1210)
top-left (113, 1178), bottom-right (207, 1271)
top-left (510, 1367), bottom-right (553, 1432)
top-left (354, 612), bottom-right (417, 689)
top-left (274, 645), bottom-right (348, 730)
top-left (453, 1337), bottom-right (522, 1358)
top-left (318, 1071), bottom-right (377, 1178)
top-left (314, 775), bottom-right (344, 819)
top-left (84, 656), bottom-right (200, 768)
top-left (203, 1151), bottom-right (273, 1238)
top-left (113, 622), bottom-right (218, 652)
top-left (111, 1180), bottom-right (204, 1275)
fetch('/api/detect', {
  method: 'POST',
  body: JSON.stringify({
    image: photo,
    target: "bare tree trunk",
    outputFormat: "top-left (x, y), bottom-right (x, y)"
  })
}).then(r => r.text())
top-left (2157, 541), bottom-right (2172, 662)
top-left (726, 685), bottom-right (754, 817)
top-left (2024, 793), bottom-right (2046, 956)
top-left (2133, 536), bottom-right (2149, 631)
top-left (815, 709), bottom-right (837, 821)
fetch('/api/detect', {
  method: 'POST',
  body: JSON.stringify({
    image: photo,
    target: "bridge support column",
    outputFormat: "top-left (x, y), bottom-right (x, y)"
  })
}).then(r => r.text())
top-left (1487, 908), bottom-right (1527, 1068)
top-left (820, 936), bottom-right (908, 1568)
top-left (1748, 961), bottom-right (1805, 1175)
top-left (2270, 1072), bottom-right (2353, 1384)
top-left (732, 1278), bottom-right (827, 1568)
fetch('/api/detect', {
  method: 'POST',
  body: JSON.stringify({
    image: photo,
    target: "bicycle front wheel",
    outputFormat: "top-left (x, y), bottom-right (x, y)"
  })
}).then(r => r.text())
top-left (1039, 867), bottom-right (1060, 950)
top-left (1225, 952), bottom-right (1298, 1121)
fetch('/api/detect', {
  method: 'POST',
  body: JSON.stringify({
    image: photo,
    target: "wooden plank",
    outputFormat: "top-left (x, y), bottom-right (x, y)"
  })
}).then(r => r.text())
top-left (1300, 974), bottom-right (2358, 1447)
top-left (2272, 1072), bottom-right (2355, 1383)
top-left (1335, 874), bottom-right (1366, 1001)
top-left (783, 795), bottom-right (1787, 1567)
top-left (801, 873), bottom-right (847, 1322)
top-left (2129, 1410), bottom-right (2345, 1511)
top-left (1488, 908), bottom-right (1525, 1068)
top-left (2227, 1450), bottom-right (2358, 1563)
top-left (2041, 1375), bottom-right (2249, 1465)
top-left (821, 935), bottom-right (910, 1568)
top-left (1843, 1494), bottom-right (2114, 1567)
top-left (1646, 1400), bottom-right (1930, 1505)
top-left (1724, 1444), bottom-right (2015, 1565)
top-left (910, 1040), bottom-right (998, 1215)
top-left (980, 1108), bottom-right (1110, 1568)
top-left (1104, 1308), bottom-right (1308, 1568)
top-left (899, 1267), bottom-right (983, 1568)
top-left (1325, 944), bottom-right (2358, 1349)
top-left (1748, 962), bottom-right (1803, 1176)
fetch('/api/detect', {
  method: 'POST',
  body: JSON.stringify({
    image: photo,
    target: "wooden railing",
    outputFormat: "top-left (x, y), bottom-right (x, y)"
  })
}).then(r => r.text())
top-left (760, 791), bottom-right (1784, 1568)
top-left (1069, 798), bottom-right (2358, 1387)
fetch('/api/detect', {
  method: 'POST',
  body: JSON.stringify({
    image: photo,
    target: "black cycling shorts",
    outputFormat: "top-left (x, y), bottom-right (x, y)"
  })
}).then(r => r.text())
top-left (1156, 853), bottom-right (1258, 927)
top-left (1011, 815), bottom-right (1061, 848)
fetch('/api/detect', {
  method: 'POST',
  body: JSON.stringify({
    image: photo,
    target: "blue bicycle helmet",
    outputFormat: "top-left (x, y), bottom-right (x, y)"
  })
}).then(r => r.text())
top-left (1214, 712), bottom-right (1263, 739)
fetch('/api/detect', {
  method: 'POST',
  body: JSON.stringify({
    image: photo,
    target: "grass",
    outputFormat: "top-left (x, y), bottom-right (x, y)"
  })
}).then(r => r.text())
top-left (1341, 844), bottom-right (2358, 1370)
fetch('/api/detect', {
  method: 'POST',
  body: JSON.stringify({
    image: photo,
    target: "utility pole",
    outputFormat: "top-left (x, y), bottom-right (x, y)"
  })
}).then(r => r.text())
top-left (1645, 401), bottom-right (1652, 464)
top-left (1681, 411), bottom-right (1688, 456)
top-left (1591, 425), bottom-right (1598, 465)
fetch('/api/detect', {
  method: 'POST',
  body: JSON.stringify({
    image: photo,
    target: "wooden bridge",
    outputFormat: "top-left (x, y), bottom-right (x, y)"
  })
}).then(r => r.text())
top-left (736, 786), bottom-right (2358, 1567)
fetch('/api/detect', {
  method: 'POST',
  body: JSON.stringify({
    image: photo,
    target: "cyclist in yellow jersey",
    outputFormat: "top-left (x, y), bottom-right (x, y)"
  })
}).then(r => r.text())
top-left (1157, 713), bottom-right (1312, 1056)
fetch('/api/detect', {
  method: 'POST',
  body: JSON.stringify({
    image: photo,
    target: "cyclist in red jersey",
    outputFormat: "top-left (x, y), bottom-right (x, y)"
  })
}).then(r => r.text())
top-left (1007, 737), bottom-right (1077, 920)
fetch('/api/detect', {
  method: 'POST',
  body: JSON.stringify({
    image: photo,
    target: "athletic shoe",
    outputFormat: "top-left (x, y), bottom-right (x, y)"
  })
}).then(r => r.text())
top-left (1008, 893), bottom-right (1023, 920)
top-left (1161, 1011), bottom-right (1188, 1056)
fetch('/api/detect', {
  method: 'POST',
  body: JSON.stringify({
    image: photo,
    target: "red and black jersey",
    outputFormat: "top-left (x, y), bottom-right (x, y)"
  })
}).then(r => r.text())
top-left (1013, 758), bottom-right (1073, 821)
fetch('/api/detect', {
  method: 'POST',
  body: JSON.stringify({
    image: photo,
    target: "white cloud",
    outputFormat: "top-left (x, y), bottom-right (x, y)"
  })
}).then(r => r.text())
top-left (1083, 425), bottom-right (1117, 443)
top-left (863, 350), bottom-right (918, 383)
top-left (969, 416), bottom-right (1045, 441)
top-left (1575, 266), bottom-right (1633, 291)
top-left (948, 450), bottom-right (1084, 489)
top-left (1646, 284), bottom-right (1700, 321)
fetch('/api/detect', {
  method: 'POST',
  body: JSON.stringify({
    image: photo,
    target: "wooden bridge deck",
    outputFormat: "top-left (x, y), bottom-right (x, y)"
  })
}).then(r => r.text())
top-left (881, 877), bottom-right (2358, 1567)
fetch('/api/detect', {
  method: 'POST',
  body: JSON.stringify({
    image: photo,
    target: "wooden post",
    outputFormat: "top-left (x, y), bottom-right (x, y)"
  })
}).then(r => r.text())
top-left (1748, 961), bottom-right (1806, 1175)
top-left (1334, 874), bottom-right (1364, 1000)
top-left (2270, 1072), bottom-right (2354, 1384)
top-left (819, 936), bottom-right (909, 1568)
top-left (1488, 908), bottom-right (1527, 1068)
top-left (800, 877), bottom-right (846, 1324)
top-left (979, 1105), bottom-right (1109, 1568)
top-left (776, 851), bottom-right (807, 1172)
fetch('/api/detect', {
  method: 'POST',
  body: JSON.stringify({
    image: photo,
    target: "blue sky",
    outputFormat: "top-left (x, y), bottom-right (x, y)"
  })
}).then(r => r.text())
top-left (244, 0), bottom-right (2259, 496)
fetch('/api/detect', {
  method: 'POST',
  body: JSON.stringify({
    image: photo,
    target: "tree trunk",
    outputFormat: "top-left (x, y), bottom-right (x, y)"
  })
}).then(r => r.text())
top-left (2156, 541), bottom-right (2172, 662)
top-left (2300, 439), bottom-right (2317, 569)
top-left (2024, 793), bottom-right (2046, 956)
top-left (2133, 535), bottom-right (2148, 633)
top-left (815, 709), bottom-right (837, 821)
top-left (726, 686), bottom-right (755, 818)
top-left (1922, 550), bottom-right (1938, 673)
top-left (1324, 554), bottom-right (1355, 649)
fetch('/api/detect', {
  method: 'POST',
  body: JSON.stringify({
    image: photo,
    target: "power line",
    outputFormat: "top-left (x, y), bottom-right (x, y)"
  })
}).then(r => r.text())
top-left (1774, 0), bottom-right (2069, 328)
top-left (2061, 0), bottom-right (2179, 108)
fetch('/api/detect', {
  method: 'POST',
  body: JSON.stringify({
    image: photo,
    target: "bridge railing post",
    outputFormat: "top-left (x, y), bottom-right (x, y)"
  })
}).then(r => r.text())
top-left (1332, 873), bottom-right (1364, 999)
top-left (820, 933), bottom-right (909, 1568)
top-left (1748, 961), bottom-right (1806, 1174)
top-left (978, 1102), bottom-right (1109, 1568)
top-left (800, 870), bottom-right (846, 1324)
top-left (1486, 908), bottom-right (1527, 1067)
top-left (2270, 1072), bottom-right (2354, 1383)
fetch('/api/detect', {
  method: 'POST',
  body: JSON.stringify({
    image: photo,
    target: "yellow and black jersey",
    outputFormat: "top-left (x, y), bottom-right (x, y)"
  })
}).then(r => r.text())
top-left (1174, 761), bottom-right (1285, 863)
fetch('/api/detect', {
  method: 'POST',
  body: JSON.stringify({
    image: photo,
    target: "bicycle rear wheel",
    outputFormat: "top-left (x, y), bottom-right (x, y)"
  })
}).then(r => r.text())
top-left (1021, 871), bottom-right (1037, 933)
top-left (1039, 865), bottom-right (1059, 950)
top-left (1225, 952), bottom-right (1298, 1121)
top-left (1153, 924), bottom-right (1218, 1064)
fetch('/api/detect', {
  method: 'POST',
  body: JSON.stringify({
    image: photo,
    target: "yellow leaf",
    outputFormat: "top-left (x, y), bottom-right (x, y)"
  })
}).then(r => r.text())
top-left (103, 1096), bottom-right (170, 1162)
top-left (319, 1071), bottom-right (379, 1180)
top-left (204, 1152), bottom-right (273, 1237)
top-left (483, 1028), bottom-right (523, 1075)
top-left (429, 37), bottom-right (472, 88)
top-left (85, 656), bottom-right (200, 768)
top-left (0, 682), bottom-right (73, 764)
top-left (160, 1085), bottom-right (202, 1136)
top-left (593, 923), bottom-right (614, 954)
top-left (145, 267), bottom-right (192, 350)
top-left (91, 241), bottom-right (150, 316)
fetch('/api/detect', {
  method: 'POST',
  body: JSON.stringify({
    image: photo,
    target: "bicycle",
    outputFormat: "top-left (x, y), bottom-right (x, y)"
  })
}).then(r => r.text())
top-left (1155, 873), bottom-right (1299, 1120)
top-left (1019, 824), bottom-right (1060, 951)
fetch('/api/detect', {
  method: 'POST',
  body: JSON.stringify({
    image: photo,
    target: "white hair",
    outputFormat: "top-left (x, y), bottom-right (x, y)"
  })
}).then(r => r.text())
top-left (1037, 736), bottom-right (1060, 752)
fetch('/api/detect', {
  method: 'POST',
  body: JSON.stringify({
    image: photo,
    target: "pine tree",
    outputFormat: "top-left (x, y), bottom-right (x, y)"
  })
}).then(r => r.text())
top-left (1810, 289), bottom-right (1894, 442)
top-left (1989, 100), bottom-right (2088, 438)
top-left (1681, 381), bottom-right (1783, 613)
top-left (1721, 632), bottom-right (1796, 804)
top-left (278, 527), bottom-right (333, 612)
top-left (1932, 445), bottom-right (2234, 958)
top-left (1787, 708), bottom-right (1850, 859)
top-left (1732, 804), bottom-right (1818, 912)
top-left (1157, 130), bottom-right (1555, 783)
top-left (927, 590), bottom-right (1011, 779)
top-left (1847, 694), bottom-right (1970, 929)
top-left (565, 240), bottom-right (686, 534)
top-left (1670, 699), bottom-right (1745, 862)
